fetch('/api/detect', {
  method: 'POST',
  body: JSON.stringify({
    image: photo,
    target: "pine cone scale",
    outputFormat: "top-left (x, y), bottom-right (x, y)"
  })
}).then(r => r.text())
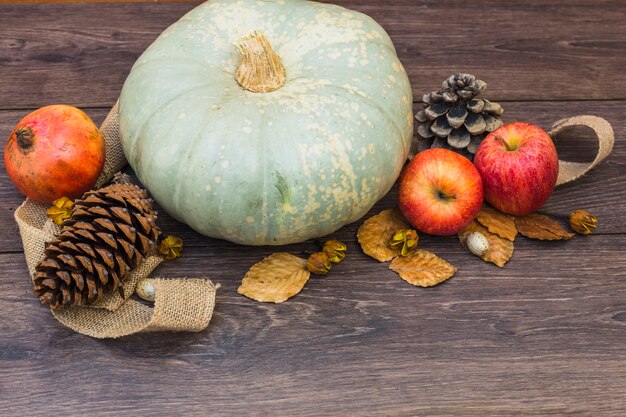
top-left (484, 114), bottom-right (503, 131)
top-left (39, 259), bottom-right (60, 269)
top-left (425, 102), bottom-right (450, 119)
top-left (483, 100), bottom-right (504, 116)
top-left (111, 207), bottom-right (132, 224)
top-left (465, 113), bottom-right (486, 135)
top-left (118, 239), bottom-right (135, 262)
top-left (58, 241), bottom-right (80, 254)
top-left (94, 249), bottom-right (113, 271)
top-left (117, 223), bottom-right (137, 243)
top-left (115, 255), bottom-right (129, 277)
top-left (97, 232), bottom-right (118, 249)
top-left (88, 207), bottom-right (110, 218)
top-left (417, 121), bottom-right (434, 138)
top-left (94, 218), bottom-right (117, 233)
top-left (76, 242), bottom-right (96, 258)
top-left (448, 127), bottom-right (471, 149)
top-left (41, 278), bottom-right (58, 289)
top-left (74, 229), bottom-right (97, 243)
top-left (133, 214), bottom-right (153, 236)
top-left (447, 104), bottom-right (468, 129)
top-left (467, 99), bottom-right (485, 113)
top-left (432, 118), bottom-right (452, 138)
top-left (132, 249), bottom-right (144, 268)
top-left (137, 234), bottom-right (152, 254)
top-left (60, 286), bottom-right (71, 305)
top-left (72, 272), bottom-right (85, 291)
top-left (56, 270), bottom-right (72, 285)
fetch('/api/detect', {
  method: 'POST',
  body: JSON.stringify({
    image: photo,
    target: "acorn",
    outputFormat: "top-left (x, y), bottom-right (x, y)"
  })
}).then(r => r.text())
top-left (465, 232), bottom-right (489, 256)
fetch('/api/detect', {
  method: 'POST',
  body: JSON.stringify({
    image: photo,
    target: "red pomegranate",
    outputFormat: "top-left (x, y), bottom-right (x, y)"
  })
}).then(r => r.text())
top-left (4, 105), bottom-right (105, 203)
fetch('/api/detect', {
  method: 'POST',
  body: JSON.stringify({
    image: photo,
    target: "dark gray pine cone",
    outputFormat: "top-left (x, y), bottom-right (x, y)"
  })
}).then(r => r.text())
top-left (33, 183), bottom-right (160, 309)
top-left (415, 73), bottom-right (504, 158)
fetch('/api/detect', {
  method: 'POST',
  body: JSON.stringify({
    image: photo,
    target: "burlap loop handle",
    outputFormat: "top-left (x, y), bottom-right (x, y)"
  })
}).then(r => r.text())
top-left (550, 115), bottom-right (615, 186)
top-left (14, 101), bottom-right (217, 339)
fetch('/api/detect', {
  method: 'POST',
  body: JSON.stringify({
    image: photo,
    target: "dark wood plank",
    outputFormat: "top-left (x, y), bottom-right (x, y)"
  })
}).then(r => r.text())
top-left (1, 233), bottom-right (625, 416)
top-left (1, 0), bottom-right (626, 108)
top-left (0, 0), bottom-right (200, 3)
top-left (1, 100), bottom-right (624, 252)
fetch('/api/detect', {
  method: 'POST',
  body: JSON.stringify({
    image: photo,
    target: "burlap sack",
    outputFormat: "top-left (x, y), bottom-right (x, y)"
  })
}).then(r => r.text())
top-left (14, 102), bottom-right (218, 339)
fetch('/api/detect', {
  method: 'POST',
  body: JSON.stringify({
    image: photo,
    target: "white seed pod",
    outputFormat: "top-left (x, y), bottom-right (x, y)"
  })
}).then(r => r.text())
top-left (466, 232), bottom-right (489, 256)
top-left (135, 279), bottom-right (156, 302)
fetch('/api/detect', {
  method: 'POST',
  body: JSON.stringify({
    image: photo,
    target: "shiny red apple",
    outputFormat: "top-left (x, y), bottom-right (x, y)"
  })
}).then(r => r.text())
top-left (398, 148), bottom-right (484, 236)
top-left (473, 122), bottom-right (559, 215)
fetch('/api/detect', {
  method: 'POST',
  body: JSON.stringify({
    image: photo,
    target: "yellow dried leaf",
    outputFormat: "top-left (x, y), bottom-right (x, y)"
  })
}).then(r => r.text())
top-left (459, 221), bottom-right (514, 268)
top-left (47, 197), bottom-right (74, 225)
top-left (515, 213), bottom-right (575, 240)
top-left (238, 253), bottom-right (310, 303)
top-left (357, 208), bottom-right (411, 262)
top-left (476, 205), bottom-right (518, 241)
top-left (159, 235), bottom-right (183, 260)
top-left (389, 249), bottom-right (457, 287)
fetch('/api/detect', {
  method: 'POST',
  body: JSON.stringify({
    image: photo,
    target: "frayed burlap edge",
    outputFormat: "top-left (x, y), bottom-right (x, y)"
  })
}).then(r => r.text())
top-left (53, 278), bottom-right (218, 339)
top-left (14, 101), bottom-right (217, 339)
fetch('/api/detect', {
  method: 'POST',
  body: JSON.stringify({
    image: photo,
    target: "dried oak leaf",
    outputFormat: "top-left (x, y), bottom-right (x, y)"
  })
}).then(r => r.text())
top-left (459, 221), bottom-right (514, 268)
top-left (389, 249), bottom-right (457, 287)
top-left (238, 253), bottom-right (310, 303)
top-left (515, 213), bottom-right (575, 240)
top-left (357, 208), bottom-right (411, 262)
top-left (476, 205), bottom-right (518, 241)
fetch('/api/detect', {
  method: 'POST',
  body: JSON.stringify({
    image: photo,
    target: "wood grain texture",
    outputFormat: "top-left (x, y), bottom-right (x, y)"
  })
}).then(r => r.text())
top-left (1, 0), bottom-right (626, 108)
top-left (0, 1), bottom-right (625, 416)
top-left (1, 234), bottom-right (625, 416)
top-left (0, 0), bottom-right (200, 3)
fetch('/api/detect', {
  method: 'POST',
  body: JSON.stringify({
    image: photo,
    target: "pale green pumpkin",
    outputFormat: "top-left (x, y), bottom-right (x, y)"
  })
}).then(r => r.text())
top-left (119, 0), bottom-right (413, 245)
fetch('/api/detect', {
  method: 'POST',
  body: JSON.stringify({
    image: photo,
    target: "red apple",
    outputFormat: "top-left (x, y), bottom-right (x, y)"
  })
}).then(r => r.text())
top-left (398, 148), bottom-right (484, 236)
top-left (473, 122), bottom-right (558, 215)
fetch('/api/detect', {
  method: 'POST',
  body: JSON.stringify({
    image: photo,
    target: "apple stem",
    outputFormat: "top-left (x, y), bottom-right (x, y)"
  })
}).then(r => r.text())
top-left (438, 191), bottom-right (457, 201)
top-left (495, 135), bottom-right (514, 152)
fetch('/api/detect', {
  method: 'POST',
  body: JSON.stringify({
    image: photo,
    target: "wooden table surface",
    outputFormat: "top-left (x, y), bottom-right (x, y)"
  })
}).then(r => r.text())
top-left (1, 1), bottom-right (625, 416)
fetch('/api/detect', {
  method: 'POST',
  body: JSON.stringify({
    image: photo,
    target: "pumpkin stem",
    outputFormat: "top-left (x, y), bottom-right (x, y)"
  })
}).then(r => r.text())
top-left (235, 31), bottom-right (286, 93)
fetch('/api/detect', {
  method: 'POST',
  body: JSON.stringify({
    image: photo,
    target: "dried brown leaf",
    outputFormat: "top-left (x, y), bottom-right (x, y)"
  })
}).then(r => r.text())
top-left (515, 213), bottom-right (575, 240)
top-left (459, 221), bottom-right (514, 268)
top-left (476, 205), bottom-right (518, 241)
top-left (389, 249), bottom-right (457, 287)
top-left (237, 253), bottom-right (310, 303)
top-left (357, 208), bottom-right (411, 262)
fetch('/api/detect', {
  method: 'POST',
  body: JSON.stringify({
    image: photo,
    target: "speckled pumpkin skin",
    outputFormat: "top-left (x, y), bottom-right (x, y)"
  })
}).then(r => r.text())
top-left (119, 0), bottom-right (413, 245)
